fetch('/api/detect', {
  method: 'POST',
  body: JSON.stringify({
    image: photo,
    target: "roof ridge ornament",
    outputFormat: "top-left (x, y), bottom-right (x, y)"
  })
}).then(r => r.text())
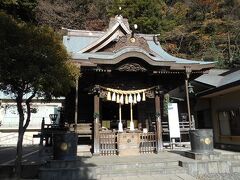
top-left (118, 6), bottom-right (122, 16)
top-left (153, 34), bottom-right (160, 45)
top-left (116, 6), bottom-right (123, 21)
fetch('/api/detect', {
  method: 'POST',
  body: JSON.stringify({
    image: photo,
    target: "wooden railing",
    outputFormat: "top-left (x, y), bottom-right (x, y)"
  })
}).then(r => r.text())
top-left (140, 132), bottom-right (156, 153)
top-left (70, 123), bottom-right (92, 138)
top-left (162, 121), bottom-right (194, 135)
top-left (99, 131), bottom-right (117, 155)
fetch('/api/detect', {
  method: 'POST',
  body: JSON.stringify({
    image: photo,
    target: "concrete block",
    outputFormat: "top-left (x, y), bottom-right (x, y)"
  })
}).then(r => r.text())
top-left (208, 162), bottom-right (218, 174)
top-left (232, 166), bottom-right (240, 173)
top-left (197, 163), bottom-right (208, 175)
top-left (218, 162), bottom-right (230, 173)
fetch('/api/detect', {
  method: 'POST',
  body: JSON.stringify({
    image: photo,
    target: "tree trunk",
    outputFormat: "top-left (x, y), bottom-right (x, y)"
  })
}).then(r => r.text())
top-left (15, 126), bottom-right (24, 179)
top-left (15, 96), bottom-right (25, 179)
top-left (15, 91), bottom-right (35, 178)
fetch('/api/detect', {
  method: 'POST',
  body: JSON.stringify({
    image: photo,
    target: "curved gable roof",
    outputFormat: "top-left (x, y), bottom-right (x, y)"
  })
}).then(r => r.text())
top-left (63, 16), bottom-right (215, 71)
top-left (78, 16), bottom-right (131, 53)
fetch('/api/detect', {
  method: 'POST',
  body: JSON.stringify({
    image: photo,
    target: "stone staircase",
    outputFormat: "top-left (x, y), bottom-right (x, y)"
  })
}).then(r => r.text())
top-left (39, 153), bottom-right (191, 180)
top-left (39, 150), bottom-right (240, 180)
top-left (95, 159), bottom-right (187, 179)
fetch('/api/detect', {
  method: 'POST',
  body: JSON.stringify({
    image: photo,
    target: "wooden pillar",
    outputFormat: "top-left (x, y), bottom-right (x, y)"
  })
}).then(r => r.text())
top-left (74, 77), bottom-right (79, 132)
top-left (155, 94), bottom-right (163, 152)
top-left (185, 66), bottom-right (192, 129)
top-left (93, 94), bottom-right (100, 155)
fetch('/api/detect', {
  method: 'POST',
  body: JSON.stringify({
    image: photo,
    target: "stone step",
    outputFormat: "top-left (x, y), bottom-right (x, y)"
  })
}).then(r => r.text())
top-left (221, 154), bottom-right (240, 160)
top-left (96, 160), bottom-right (179, 171)
top-left (45, 160), bottom-right (86, 168)
top-left (77, 151), bottom-right (92, 157)
top-left (39, 167), bottom-right (95, 180)
top-left (96, 165), bottom-right (187, 178)
top-left (231, 161), bottom-right (240, 173)
top-left (45, 159), bottom-right (179, 169)
top-left (77, 145), bottom-right (92, 156)
top-left (77, 145), bottom-right (91, 152)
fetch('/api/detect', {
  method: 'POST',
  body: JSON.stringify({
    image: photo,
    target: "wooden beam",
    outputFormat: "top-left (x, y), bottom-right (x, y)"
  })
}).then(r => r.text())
top-left (155, 95), bottom-right (163, 152)
top-left (93, 94), bottom-right (100, 155)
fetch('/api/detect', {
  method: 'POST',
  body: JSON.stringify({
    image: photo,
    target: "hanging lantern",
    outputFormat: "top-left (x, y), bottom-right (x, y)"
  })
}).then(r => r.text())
top-left (137, 93), bottom-right (141, 102)
top-left (112, 92), bottom-right (116, 101)
top-left (129, 94), bottom-right (133, 103)
top-left (120, 94), bottom-right (124, 104)
top-left (142, 91), bottom-right (146, 101)
top-left (116, 94), bottom-right (120, 103)
top-left (107, 91), bottom-right (111, 101)
top-left (125, 94), bottom-right (129, 104)
top-left (133, 94), bottom-right (137, 104)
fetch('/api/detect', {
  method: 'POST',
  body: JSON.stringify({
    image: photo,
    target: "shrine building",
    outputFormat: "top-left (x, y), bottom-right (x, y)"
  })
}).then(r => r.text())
top-left (62, 15), bottom-right (214, 155)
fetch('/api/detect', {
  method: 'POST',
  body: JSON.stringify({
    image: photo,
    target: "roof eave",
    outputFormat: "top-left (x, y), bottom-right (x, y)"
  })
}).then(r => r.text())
top-left (198, 80), bottom-right (240, 98)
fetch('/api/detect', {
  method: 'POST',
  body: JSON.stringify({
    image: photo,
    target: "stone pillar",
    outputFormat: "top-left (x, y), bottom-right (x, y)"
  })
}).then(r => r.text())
top-left (155, 91), bottom-right (163, 153)
top-left (93, 94), bottom-right (100, 155)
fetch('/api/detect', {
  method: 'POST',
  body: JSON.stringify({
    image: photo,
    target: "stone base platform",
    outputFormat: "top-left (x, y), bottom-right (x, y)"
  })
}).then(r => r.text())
top-left (179, 149), bottom-right (240, 177)
top-left (184, 151), bottom-right (221, 160)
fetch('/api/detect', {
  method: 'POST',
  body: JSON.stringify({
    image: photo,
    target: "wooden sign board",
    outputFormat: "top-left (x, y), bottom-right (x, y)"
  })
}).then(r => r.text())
top-left (168, 103), bottom-right (181, 138)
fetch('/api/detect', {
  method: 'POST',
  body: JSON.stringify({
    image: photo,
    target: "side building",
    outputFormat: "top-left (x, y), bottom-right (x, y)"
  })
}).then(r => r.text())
top-left (195, 68), bottom-right (240, 151)
top-left (0, 91), bottom-right (63, 145)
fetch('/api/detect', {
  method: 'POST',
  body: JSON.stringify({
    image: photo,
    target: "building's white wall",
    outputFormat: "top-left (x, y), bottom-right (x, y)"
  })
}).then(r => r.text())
top-left (0, 131), bottom-right (40, 145)
top-left (0, 102), bottom-right (62, 145)
top-left (0, 102), bottom-right (62, 130)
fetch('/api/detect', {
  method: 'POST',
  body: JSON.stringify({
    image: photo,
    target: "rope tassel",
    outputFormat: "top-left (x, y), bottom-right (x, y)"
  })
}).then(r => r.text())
top-left (142, 92), bottom-right (146, 101)
top-left (129, 94), bottom-right (133, 103)
top-left (120, 94), bottom-right (124, 104)
top-left (133, 94), bottom-right (137, 104)
top-left (116, 94), bottom-right (120, 103)
top-left (137, 93), bottom-right (141, 102)
top-left (107, 91), bottom-right (111, 101)
top-left (125, 95), bottom-right (129, 104)
top-left (112, 92), bottom-right (116, 101)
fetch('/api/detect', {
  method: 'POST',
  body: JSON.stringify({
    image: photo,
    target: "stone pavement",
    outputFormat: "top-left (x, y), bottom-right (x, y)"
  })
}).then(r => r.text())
top-left (100, 174), bottom-right (197, 180)
top-left (2, 146), bottom-right (240, 180)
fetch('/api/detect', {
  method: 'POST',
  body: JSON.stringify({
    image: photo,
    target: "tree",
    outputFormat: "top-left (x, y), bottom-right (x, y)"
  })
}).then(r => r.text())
top-left (0, 0), bottom-right (37, 22)
top-left (35, 0), bottom-right (111, 31)
top-left (0, 12), bottom-right (79, 178)
top-left (159, 0), bottom-right (240, 68)
top-left (107, 0), bottom-right (167, 34)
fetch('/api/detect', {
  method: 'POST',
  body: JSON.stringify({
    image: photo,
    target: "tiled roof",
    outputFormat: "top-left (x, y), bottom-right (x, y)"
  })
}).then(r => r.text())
top-left (195, 69), bottom-right (240, 88)
top-left (63, 15), bottom-right (215, 68)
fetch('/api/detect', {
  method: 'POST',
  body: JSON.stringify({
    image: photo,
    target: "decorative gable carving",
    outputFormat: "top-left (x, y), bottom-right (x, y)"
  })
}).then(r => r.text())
top-left (100, 35), bottom-right (151, 53)
top-left (116, 63), bottom-right (147, 72)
